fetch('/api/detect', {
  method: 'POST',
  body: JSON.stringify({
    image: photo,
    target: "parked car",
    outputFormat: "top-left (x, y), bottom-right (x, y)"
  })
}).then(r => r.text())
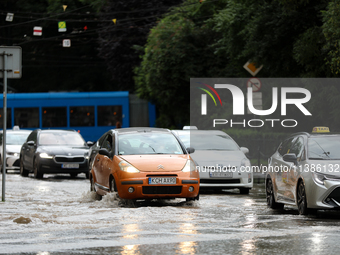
top-left (172, 128), bottom-right (252, 194)
top-left (90, 127), bottom-right (200, 202)
top-left (266, 126), bottom-right (340, 215)
top-left (0, 126), bottom-right (31, 173)
top-left (20, 129), bottom-right (90, 178)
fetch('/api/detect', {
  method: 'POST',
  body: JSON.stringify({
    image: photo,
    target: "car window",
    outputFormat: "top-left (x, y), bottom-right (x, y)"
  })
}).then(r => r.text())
top-left (27, 131), bottom-right (37, 143)
top-left (278, 137), bottom-right (295, 156)
top-left (6, 133), bottom-right (30, 145)
top-left (178, 133), bottom-right (239, 151)
top-left (118, 133), bottom-right (183, 155)
top-left (39, 132), bottom-right (85, 146)
top-left (289, 136), bottom-right (304, 160)
top-left (308, 136), bottom-right (340, 160)
top-left (101, 134), bottom-right (114, 153)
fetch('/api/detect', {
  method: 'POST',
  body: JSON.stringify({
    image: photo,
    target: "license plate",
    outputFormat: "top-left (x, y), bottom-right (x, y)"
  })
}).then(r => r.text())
top-left (62, 164), bottom-right (79, 169)
top-left (210, 172), bottom-right (233, 178)
top-left (148, 177), bottom-right (176, 185)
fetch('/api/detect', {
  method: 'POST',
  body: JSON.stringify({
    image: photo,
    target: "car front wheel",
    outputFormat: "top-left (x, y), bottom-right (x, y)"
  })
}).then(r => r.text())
top-left (266, 178), bottom-right (284, 210)
top-left (297, 181), bottom-right (314, 215)
top-left (33, 158), bottom-right (43, 179)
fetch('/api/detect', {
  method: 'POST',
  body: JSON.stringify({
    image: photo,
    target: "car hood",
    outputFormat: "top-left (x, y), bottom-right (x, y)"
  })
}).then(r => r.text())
top-left (38, 146), bottom-right (89, 156)
top-left (190, 150), bottom-right (246, 166)
top-left (119, 154), bottom-right (189, 172)
top-left (6, 145), bottom-right (22, 153)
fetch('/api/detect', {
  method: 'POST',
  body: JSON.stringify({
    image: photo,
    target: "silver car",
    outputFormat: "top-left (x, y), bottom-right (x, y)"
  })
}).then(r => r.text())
top-left (0, 127), bottom-right (31, 173)
top-left (172, 128), bottom-right (252, 194)
top-left (266, 127), bottom-right (340, 215)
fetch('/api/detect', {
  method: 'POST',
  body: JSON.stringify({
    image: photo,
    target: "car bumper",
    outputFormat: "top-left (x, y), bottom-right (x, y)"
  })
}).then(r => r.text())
top-left (38, 158), bottom-right (88, 174)
top-left (199, 172), bottom-right (253, 188)
top-left (6, 156), bottom-right (20, 170)
top-left (306, 178), bottom-right (340, 209)
top-left (115, 172), bottom-right (200, 200)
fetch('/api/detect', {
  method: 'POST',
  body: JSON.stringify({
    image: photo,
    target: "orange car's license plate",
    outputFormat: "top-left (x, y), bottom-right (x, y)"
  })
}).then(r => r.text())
top-left (148, 177), bottom-right (176, 185)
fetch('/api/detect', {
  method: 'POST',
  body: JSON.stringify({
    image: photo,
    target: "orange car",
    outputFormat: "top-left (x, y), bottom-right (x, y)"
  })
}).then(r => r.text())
top-left (89, 128), bottom-right (199, 202)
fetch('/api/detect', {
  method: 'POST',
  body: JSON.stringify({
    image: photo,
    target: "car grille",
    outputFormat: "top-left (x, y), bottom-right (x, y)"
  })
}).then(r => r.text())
top-left (200, 179), bottom-right (241, 184)
top-left (324, 187), bottom-right (340, 207)
top-left (54, 156), bottom-right (85, 163)
top-left (142, 186), bottom-right (182, 194)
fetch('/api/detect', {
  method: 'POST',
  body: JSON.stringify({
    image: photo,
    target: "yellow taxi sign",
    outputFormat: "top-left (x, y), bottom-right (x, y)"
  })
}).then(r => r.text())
top-left (312, 126), bottom-right (330, 133)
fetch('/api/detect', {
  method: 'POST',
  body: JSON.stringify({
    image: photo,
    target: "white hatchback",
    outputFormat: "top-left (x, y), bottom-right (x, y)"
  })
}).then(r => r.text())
top-left (172, 129), bottom-right (252, 194)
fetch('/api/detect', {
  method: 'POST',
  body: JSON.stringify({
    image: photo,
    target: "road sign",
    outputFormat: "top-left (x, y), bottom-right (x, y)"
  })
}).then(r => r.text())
top-left (63, 39), bottom-right (71, 47)
top-left (6, 13), bottom-right (14, 22)
top-left (0, 46), bottom-right (22, 79)
top-left (33, 26), bottom-right (42, 36)
top-left (243, 60), bottom-right (263, 76)
top-left (58, 21), bottom-right (67, 32)
top-left (247, 77), bottom-right (262, 92)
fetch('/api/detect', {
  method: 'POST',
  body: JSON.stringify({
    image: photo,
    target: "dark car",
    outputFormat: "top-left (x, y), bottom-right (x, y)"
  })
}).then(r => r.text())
top-left (20, 129), bottom-right (90, 179)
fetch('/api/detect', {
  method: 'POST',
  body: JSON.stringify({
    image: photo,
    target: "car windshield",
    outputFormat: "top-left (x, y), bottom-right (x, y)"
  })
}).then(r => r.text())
top-left (6, 133), bottom-right (30, 145)
top-left (39, 132), bottom-right (85, 146)
top-left (308, 136), bottom-right (340, 160)
top-left (118, 132), bottom-right (183, 155)
top-left (178, 132), bottom-right (239, 151)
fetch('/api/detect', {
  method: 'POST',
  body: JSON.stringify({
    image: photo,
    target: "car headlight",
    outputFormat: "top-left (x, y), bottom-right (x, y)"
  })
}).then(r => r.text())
top-left (182, 160), bottom-right (196, 172)
top-left (118, 160), bottom-right (140, 173)
top-left (39, 152), bottom-right (53, 159)
top-left (241, 158), bottom-right (251, 167)
top-left (312, 172), bottom-right (340, 185)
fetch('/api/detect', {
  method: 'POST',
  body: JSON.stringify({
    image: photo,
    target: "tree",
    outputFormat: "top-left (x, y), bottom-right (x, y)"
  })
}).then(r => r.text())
top-left (97, 0), bottom-right (183, 91)
top-left (134, 0), bottom-right (227, 128)
top-left (322, 0), bottom-right (340, 75)
top-left (135, 0), bottom-right (340, 128)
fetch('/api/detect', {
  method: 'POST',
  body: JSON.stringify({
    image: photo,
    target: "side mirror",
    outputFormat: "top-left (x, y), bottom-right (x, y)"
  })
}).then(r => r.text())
top-left (186, 147), bottom-right (195, 154)
top-left (27, 140), bottom-right (35, 146)
top-left (283, 153), bottom-right (297, 165)
top-left (99, 148), bottom-right (113, 158)
top-left (87, 141), bottom-right (94, 147)
top-left (240, 147), bottom-right (249, 154)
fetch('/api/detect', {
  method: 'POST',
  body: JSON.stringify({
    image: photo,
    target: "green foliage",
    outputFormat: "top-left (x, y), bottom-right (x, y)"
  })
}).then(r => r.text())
top-left (135, 0), bottom-right (339, 128)
top-left (134, 0), bottom-right (226, 128)
top-left (322, 0), bottom-right (340, 76)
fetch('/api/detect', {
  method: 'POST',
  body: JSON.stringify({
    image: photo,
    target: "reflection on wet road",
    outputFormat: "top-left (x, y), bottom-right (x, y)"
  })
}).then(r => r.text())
top-left (1, 173), bottom-right (340, 254)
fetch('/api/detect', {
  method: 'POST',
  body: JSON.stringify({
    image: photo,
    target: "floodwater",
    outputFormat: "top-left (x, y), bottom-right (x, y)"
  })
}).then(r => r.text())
top-left (1, 173), bottom-right (340, 254)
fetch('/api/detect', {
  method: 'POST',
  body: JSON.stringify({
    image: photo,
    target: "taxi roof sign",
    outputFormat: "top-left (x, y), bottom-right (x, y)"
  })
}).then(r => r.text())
top-left (312, 127), bottom-right (330, 133)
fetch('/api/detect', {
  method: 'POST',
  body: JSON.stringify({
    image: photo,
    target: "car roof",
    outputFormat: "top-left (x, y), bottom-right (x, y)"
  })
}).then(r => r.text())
top-left (0, 129), bottom-right (32, 133)
top-left (38, 129), bottom-right (78, 133)
top-left (285, 131), bottom-right (340, 139)
top-left (114, 127), bottom-right (171, 134)
top-left (172, 129), bottom-right (229, 136)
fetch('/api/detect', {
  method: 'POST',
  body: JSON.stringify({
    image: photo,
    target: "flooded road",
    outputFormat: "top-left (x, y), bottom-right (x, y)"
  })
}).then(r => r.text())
top-left (1, 173), bottom-right (340, 254)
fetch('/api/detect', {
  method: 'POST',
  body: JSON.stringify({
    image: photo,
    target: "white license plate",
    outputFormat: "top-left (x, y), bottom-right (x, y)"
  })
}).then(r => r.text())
top-left (62, 164), bottom-right (79, 169)
top-left (210, 172), bottom-right (233, 178)
top-left (148, 177), bottom-right (176, 185)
